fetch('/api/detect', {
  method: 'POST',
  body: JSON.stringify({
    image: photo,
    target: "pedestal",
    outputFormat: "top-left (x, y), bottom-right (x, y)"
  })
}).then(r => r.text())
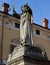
top-left (6, 44), bottom-right (48, 65)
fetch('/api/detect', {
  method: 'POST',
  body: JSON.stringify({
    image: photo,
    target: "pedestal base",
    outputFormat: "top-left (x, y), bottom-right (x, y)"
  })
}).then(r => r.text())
top-left (6, 44), bottom-right (49, 65)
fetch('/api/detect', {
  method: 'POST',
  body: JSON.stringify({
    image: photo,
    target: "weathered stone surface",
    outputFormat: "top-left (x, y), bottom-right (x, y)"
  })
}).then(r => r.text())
top-left (6, 44), bottom-right (49, 65)
top-left (20, 4), bottom-right (33, 45)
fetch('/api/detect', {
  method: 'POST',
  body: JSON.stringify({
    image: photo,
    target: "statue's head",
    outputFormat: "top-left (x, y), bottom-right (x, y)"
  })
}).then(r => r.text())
top-left (21, 4), bottom-right (32, 15)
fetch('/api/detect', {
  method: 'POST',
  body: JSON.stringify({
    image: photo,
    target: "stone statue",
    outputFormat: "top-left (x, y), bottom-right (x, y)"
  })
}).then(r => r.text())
top-left (20, 4), bottom-right (33, 45)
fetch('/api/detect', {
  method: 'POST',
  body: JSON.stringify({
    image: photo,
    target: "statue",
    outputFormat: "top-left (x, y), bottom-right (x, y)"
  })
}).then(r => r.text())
top-left (20, 4), bottom-right (33, 45)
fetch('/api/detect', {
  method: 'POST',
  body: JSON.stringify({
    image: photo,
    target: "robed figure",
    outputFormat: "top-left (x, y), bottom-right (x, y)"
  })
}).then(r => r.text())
top-left (20, 4), bottom-right (33, 45)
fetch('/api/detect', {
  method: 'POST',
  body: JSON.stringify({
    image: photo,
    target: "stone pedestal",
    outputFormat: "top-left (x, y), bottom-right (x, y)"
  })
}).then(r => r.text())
top-left (6, 44), bottom-right (48, 65)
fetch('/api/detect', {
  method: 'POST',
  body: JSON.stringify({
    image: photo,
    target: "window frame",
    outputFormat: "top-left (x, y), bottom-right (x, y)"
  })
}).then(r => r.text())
top-left (36, 29), bottom-right (40, 35)
top-left (15, 23), bottom-right (20, 28)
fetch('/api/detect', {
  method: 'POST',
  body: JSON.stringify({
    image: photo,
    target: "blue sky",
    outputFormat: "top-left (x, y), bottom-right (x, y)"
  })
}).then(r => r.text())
top-left (0, 0), bottom-right (50, 28)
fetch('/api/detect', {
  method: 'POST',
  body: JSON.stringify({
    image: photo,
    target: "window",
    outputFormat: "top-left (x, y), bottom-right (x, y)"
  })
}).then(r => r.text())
top-left (36, 30), bottom-right (40, 35)
top-left (47, 36), bottom-right (50, 38)
top-left (15, 23), bottom-right (20, 28)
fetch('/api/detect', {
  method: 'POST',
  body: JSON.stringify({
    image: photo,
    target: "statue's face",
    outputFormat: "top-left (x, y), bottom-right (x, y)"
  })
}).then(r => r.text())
top-left (21, 4), bottom-right (32, 15)
top-left (21, 5), bottom-right (29, 12)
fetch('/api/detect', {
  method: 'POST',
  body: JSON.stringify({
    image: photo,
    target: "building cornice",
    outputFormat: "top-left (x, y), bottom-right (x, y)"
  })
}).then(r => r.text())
top-left (32, 23), bottom-right (50, 33)
top-left (0, 11), bottom-right (20, 19)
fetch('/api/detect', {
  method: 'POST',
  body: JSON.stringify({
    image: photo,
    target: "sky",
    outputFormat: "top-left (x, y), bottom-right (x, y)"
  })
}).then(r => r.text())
top-left (0, 0), bottom-right (50, 28)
